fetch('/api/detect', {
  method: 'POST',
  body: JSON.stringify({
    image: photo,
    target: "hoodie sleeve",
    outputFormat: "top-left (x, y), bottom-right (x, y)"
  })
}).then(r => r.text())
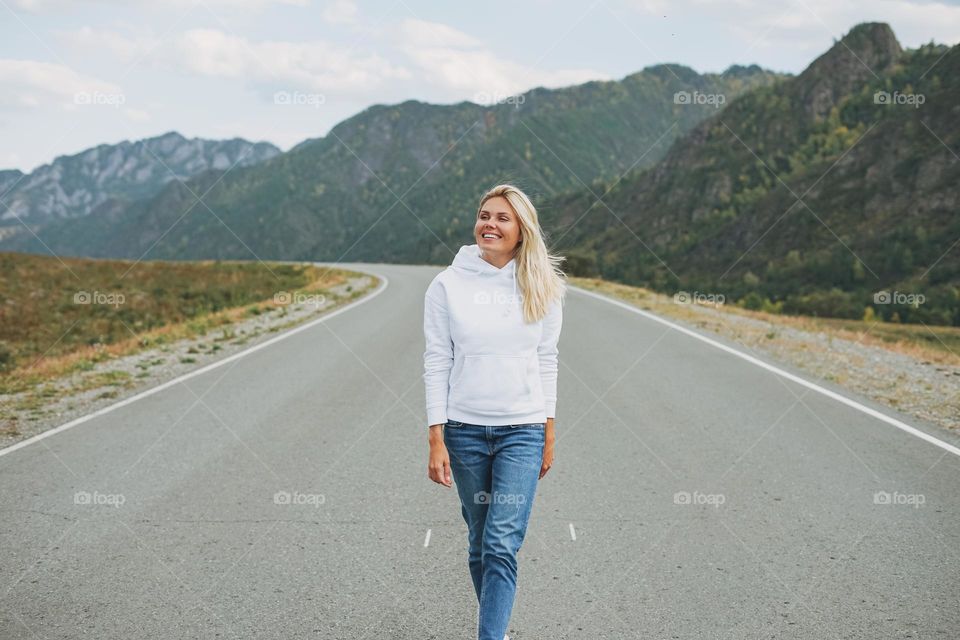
top-left (423, 278), bottom-right (453, 426)
top-left (538, 298), bottom-right (563, 419)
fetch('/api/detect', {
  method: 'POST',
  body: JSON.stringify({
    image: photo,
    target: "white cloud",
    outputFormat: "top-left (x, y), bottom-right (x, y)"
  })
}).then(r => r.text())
top-left (13, 0), bottom-right (306, 11)
top-left (57, 24), bottom-right (412, 96)
top-left (56, 26), bottom-right (160, 60)
top-left (123, 107), bottom-right (151, 122)
top-left (628, 0), bottom-right (674, 14)
top-left (0, 151), bottom-right (24, 169)
top-left (0, 59), bottom-right (123, 110)
top-left (170, 28), bottom-right (411, 93)
top-left (398, 17), bottom-right (484, 49)
top-left (322, 0), bottom-right (359, 25)
top-left (396, 18), bottom-right (609, 102)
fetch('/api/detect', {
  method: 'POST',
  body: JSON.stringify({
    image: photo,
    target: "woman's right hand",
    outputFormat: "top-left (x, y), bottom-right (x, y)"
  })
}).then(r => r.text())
top-left (428, 426), bottom-right (452, 487)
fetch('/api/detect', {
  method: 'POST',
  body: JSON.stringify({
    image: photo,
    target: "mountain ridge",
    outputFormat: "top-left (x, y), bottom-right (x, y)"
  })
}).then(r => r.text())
top-left (0, 131), bottom-right (281, 229)
top-left (544, 22), bottom-right (958, 324)
top-left (0, 61), bottom-right (783, 263)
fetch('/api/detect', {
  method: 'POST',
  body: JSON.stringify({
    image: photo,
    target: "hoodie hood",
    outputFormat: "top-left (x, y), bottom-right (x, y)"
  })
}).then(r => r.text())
top-left (451, 243), bottom-right (516, 276)
top-left (451, 243), bottom-right (519, 312)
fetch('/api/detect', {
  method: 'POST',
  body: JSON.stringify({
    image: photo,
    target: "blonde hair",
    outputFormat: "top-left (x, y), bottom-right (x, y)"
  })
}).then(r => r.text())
top-left (477, 184), bottom-right (567, 323)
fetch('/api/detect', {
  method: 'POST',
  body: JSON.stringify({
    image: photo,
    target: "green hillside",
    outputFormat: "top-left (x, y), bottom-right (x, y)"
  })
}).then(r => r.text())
top-left (546, 23), bottom-right (959, 325)
top-left (0, 65), bottom-right (781, 265)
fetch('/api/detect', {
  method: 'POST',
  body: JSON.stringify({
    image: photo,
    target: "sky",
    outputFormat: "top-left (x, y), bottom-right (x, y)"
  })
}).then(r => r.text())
top-left (2, 0), bottom-right (959, 173)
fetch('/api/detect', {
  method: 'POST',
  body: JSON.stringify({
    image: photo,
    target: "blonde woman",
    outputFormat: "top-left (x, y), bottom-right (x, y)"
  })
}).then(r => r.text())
top-left (424, 184), bottom-right (566, 640)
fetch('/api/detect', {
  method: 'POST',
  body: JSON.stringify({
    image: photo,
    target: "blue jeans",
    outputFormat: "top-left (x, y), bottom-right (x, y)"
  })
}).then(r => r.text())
top-left (443, 419), bottom-right (545, 640)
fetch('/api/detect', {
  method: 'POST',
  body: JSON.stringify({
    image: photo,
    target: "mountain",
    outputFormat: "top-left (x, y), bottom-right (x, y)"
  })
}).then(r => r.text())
top-left (0, 169), bottom-right (23, 195)
top-left (0, 132), bottom-right (281, 230)
top-left (0, 65), bottom-right (783, 263)
top-left (545, 23), bottom-right (959, 325)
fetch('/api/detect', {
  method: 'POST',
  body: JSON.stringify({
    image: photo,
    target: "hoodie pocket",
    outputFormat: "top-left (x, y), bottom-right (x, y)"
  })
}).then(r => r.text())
top-left (449, 354), bottom-right (532, 413)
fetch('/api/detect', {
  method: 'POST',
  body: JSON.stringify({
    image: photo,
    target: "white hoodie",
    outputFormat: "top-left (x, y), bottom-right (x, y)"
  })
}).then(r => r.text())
top-left (423, 243), bottom-right (563, 427)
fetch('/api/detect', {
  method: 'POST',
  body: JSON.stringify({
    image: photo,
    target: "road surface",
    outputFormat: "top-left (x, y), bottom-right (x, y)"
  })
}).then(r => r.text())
top-left (2, 262), bottom-right (958, 639)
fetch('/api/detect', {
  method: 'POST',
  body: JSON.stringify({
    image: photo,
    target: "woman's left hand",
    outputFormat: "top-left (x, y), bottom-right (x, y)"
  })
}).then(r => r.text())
top-left (539, 417), bottom-right (555, 479)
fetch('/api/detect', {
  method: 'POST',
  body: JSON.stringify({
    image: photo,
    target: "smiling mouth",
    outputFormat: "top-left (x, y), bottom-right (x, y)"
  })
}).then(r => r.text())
top-left (481, 233), bottom-right (502, 240)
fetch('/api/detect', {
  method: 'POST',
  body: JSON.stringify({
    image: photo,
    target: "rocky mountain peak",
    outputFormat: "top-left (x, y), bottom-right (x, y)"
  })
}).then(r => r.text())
top-left (795, 22), bottom-right (902, 118)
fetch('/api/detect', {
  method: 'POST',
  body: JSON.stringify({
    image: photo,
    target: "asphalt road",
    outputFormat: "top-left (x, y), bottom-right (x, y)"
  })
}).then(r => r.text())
top-left (2, 262), bottom-right (958, 639)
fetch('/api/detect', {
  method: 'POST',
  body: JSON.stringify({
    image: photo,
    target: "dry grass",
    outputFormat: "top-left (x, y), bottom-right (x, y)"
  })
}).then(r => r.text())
top-left (0, 253), bottom-right (357, 394)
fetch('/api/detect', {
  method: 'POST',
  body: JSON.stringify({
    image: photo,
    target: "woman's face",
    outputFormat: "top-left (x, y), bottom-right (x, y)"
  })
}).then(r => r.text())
top-left (475, 196), bottom-right (522, 257)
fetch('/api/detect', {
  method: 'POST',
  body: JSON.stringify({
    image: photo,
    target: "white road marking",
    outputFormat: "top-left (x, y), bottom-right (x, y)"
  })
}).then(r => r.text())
top-left (573, 285), bottom-right (960, 458)
top-left (0, 271), bottom-right (388, 459)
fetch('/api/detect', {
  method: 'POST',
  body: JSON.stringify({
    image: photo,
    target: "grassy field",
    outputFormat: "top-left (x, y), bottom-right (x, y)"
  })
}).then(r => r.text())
top-left (0, 252), bottom-right (367, 395)
top-left (569, 277), bottom-right (960, 367)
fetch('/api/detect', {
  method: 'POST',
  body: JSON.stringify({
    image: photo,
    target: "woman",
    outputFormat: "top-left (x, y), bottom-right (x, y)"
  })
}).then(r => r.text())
top-left (424, 183), bottom-right (566, 640)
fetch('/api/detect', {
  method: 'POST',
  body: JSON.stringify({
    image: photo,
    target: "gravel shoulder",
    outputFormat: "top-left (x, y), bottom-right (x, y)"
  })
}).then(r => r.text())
top-left (0, 272), bottom-right (379, 450)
